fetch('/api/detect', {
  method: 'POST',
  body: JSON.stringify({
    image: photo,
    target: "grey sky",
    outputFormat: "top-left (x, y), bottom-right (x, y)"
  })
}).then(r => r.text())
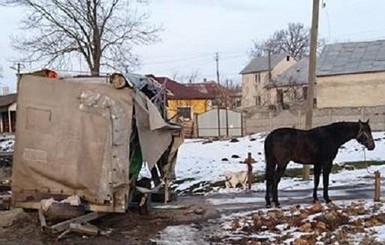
top-left (1, 0), bottom-right (385, 91)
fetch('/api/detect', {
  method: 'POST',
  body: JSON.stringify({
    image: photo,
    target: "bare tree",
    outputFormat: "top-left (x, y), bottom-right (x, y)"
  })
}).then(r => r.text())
top-left (172, 70), bottom-right (201, 83)
top-left (4, 0), bottom-right (161, 75)
top-left (250, 22), bottom-right (324, 60)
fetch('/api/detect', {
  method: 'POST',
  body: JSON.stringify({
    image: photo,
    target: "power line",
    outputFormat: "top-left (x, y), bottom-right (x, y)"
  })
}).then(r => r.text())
top-left (142, 53), bottom-right (247, 68)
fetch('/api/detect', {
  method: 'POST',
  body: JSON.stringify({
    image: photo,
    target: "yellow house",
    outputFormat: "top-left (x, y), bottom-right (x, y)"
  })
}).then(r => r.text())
top-left (317, 40), bottom-right (385, 108)
top-left (146, 75), bottom-right (212, 121)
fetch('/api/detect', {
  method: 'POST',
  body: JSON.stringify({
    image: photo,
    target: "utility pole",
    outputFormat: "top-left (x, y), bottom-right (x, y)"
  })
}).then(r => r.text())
top-left (215, 52), bottom-right (220, 85)
top-left (267, 49), bottom-right (272, 83)
top-left (304, 0), bottom-right (320, 180)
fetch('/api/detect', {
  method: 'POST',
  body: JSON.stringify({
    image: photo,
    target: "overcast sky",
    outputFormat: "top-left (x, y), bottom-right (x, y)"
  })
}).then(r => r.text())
top-left (1, 0), bottom-right (385, 92)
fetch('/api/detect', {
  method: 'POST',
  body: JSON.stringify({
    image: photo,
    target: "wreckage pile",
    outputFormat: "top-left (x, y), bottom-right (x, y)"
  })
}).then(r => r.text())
top-left (221, 200), bottom-right (385, 245)
top-left (0, 134), bottom-right (13, 210)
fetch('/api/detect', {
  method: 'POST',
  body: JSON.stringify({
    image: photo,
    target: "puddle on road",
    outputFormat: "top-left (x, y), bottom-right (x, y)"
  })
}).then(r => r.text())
top-left (151, 224), bottom-right (210, 245)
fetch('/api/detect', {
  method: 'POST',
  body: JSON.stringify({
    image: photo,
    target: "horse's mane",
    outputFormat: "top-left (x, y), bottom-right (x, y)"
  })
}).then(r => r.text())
top-left (314, 121), bottom-right (358, 132)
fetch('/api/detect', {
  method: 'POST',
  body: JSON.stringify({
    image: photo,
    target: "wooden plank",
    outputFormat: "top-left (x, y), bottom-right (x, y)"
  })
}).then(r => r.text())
top-left (49, 212), bottom-right (107, 234)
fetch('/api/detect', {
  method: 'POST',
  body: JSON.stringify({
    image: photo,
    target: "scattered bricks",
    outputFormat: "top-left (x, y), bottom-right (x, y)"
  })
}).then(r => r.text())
top-left (246, 241), bottom-right (261, 245)
top-left (366, 217), bottom-right (380, 227)
top-left (293, 238), bottom-right (310, 245)
top-left (298, 222), bottom-right (312, 232)
top-left (313, 221), bottom-right (328, 233)
top-left (308, 203), bottom-right (324, 214)
top-left (289, 205), bottom-right (299, 213)
top-left (299, 234), bottom-right (317, 245)
top-left (299, 209), bottom-right (311, 219)
top-left (315, 210), bottom-right (349, 230)
top-left (193, 208), bottom-right (205, 215)
top-left (230, 219), bottom-right (241, 230)
top-left (372, 202), bottom-right (383, 213)
top-left (261, 216), bottom-right (280, 231)
top-left (372, 213), bottom-right (385, 224)
top-left (266, 209), bottom-right (284, 220)
top-left (346, 202), bottom-right (368, 216)
top-left (289, 215), bottom-right (305, 227)
top-left (252, 213), bottom-right (263, 230)
top-left (352, 218), bottom-right (364, 227)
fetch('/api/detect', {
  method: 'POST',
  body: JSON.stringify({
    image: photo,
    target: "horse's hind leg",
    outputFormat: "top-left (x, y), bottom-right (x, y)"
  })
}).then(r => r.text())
top-left (265, 160), bottom-right (276, 208)
top-left (322, 163), bottom-right (332, 203)
top-left (272, 163), bottom-right (288, 208)
top-left (265, 179), bottom-right (273, 208)
top-left (313, 165), bottom-right (321, 202)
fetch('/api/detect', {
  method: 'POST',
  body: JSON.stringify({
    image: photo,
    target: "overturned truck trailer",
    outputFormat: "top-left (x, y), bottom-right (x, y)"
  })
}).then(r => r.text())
top-left (11, 72), bottom-right (183, 213)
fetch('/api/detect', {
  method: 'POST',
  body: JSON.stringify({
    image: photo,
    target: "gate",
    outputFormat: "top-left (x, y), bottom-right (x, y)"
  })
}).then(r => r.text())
top-left (196, 108), bottom-right (243, 137)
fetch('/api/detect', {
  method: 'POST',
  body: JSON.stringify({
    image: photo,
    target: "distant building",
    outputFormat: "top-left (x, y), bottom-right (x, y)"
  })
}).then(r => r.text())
top-left (186, 80), bottom-right (235, 109)
top-left (146, 75), bottom-right (211, 122)
top-left (266, 57), bottom-right (309, 109)
top-left (240, 53), bottom-right (296, 109)
top-left (316, 39), bottom-right (385, 108)
top-left (0, 93), bottom-right (17, 133)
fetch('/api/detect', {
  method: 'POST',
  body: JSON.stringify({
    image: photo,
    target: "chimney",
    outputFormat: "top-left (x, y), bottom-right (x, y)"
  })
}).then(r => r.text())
top-left (2, 86), bottom-right (9, 95)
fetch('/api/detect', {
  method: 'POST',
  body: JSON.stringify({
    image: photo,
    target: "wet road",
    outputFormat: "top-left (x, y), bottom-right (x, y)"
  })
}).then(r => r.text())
top-left (204, 183), bottom-right (385, 213)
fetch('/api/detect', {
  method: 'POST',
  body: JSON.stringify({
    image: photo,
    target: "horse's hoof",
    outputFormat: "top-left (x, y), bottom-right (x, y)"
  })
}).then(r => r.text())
top-left (274, 203), bottom-right (281, 208)
top-left (266, 204), bottom-right (272, 208)
top-left (313, 199), bottom-right (320, 204)
top-left (325, 199), bottom-right (332, 204)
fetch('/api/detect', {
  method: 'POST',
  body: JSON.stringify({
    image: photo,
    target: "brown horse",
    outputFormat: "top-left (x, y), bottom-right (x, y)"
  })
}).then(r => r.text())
top-left (264, 120), bottom-right (375, 208)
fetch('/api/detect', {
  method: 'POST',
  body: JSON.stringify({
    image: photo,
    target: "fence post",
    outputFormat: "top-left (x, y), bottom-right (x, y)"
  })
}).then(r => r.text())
top-left (217, 107), bottom-right (221, 137)
top-left (194, 113), bottom-right (199, 138)
top-left (244, 152), bottom-right (256, 190)
top-left (374, 171), bottom-right (381, 202)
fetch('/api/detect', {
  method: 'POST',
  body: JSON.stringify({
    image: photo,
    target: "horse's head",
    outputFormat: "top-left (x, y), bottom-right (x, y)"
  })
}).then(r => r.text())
top-left (356, 119), bottom-right (375, 150)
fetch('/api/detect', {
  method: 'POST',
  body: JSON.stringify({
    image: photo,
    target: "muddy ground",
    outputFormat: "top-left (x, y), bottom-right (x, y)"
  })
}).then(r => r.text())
top-left (1, 163), bottom-right (385, 245)
top-left (0, 195), bottom-right (220, 245)
top-left (1, 184), bottom-right (385, 245)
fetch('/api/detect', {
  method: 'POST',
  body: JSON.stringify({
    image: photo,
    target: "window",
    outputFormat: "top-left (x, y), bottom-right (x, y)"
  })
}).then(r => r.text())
top-left (277, 89), bottom-right (284, 105)
top-left (302, 86), bottom-right (308, 100)
top-left (255, 73), bottom-right (261, 83)
top-left (255, 96), bottom-right (261, 106)
top-left (177, 107), bottom-right (191, 120)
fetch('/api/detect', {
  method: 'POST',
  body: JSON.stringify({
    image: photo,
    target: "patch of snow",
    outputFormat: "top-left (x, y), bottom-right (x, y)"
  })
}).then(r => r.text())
top-left (175, 131), bottom-right (385, 192)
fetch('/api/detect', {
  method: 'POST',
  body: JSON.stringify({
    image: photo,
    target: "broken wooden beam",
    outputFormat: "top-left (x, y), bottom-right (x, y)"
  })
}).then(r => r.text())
top-left (49, 212), bottom-right (107, 234)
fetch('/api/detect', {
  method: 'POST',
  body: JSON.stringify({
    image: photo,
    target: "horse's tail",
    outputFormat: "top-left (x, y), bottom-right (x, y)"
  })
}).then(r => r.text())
top-left (264, 134), bottom-right (276, 182)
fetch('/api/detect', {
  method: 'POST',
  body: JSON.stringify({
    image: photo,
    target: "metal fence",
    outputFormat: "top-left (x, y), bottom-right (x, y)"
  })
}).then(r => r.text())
top-left (196, 108), bottom-right (243, 138)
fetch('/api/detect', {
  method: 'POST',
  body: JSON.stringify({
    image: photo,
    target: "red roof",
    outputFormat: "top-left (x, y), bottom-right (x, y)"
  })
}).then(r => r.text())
top-left (186, 81), bottom-right (231, 99)
top-left (146, 75), bottom-right (210, 100)
top-left (0, 93), bottom-right (17, 107)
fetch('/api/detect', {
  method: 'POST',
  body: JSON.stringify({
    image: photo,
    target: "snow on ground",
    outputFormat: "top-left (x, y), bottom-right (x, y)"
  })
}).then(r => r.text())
top-left (153, 131), bottom-right (385, 245)
top-left (154, 200), bottom-right (385, 245)
top-left (175, 132), bottom-right (385, 192)
top-left (0, 134), bottom-right (14, 153)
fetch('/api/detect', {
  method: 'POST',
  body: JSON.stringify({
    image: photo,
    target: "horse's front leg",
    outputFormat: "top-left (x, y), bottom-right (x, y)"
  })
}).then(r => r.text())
top-left (265, 179), bottom-right (272, 208)
top-left (322, 164), bottom-right (332, 203)
top-left (313, 165), bottom-right (321, 203)
top-left (272, 165), bottom-right (287, 208)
